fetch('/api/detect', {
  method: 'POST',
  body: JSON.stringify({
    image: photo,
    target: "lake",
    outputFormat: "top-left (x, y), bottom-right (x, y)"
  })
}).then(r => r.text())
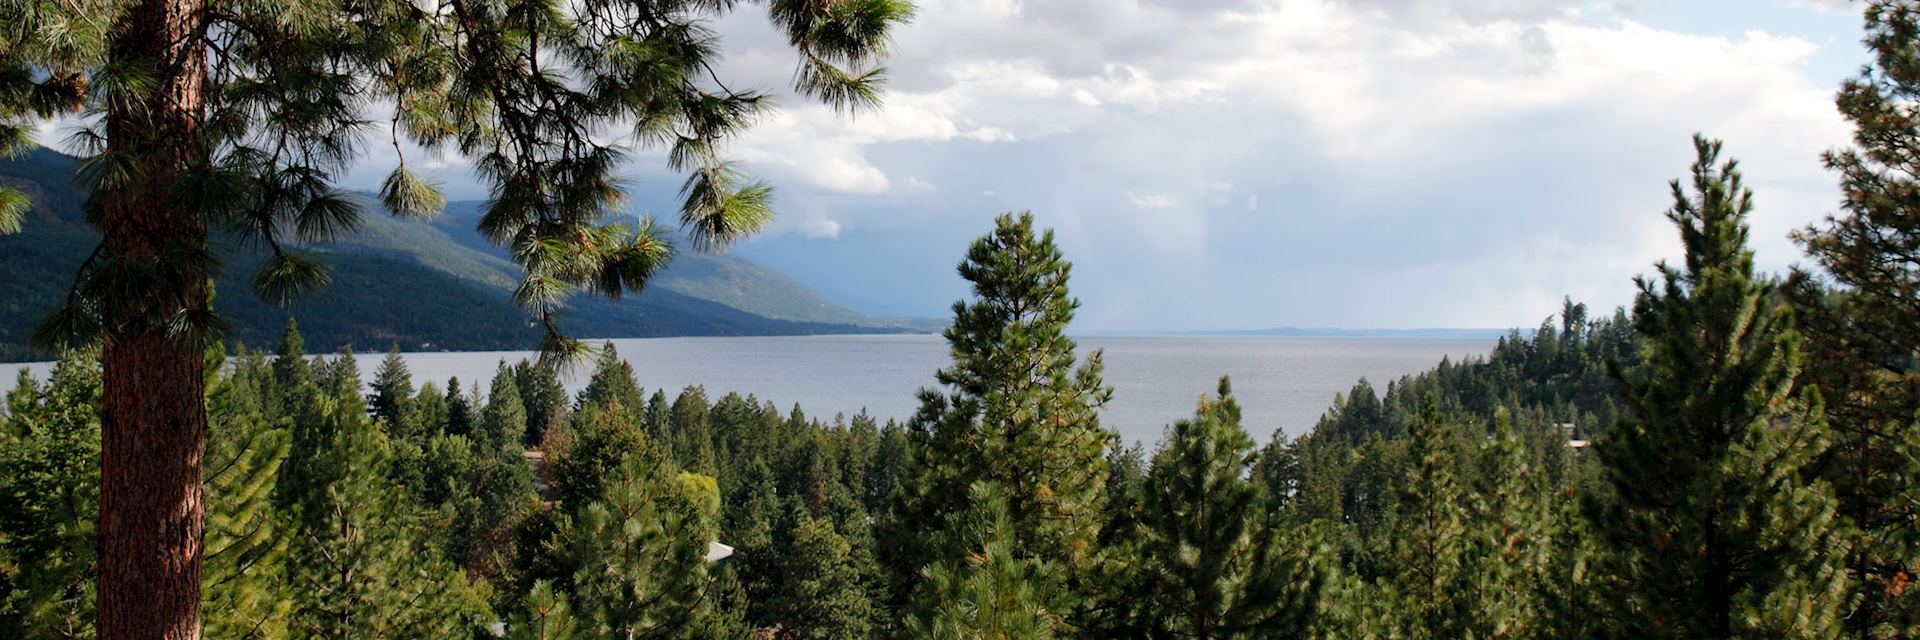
top-left (0, 335), bottom-right (1494, 445)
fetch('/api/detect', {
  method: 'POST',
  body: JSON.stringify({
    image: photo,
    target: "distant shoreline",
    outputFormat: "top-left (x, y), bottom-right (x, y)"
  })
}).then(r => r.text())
top-left (1088, 328), bottom-right (1519, 340)
top-left (0, 330), bottom-right (1518, 365)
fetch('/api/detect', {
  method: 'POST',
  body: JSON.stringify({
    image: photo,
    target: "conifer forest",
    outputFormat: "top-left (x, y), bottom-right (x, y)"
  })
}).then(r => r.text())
top-left (5, 0), bottom-right (1920, 639)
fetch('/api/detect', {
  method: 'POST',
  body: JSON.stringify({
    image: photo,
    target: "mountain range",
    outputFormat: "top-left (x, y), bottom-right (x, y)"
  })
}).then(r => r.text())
top-left (0, 148), bottom-right (938, 362)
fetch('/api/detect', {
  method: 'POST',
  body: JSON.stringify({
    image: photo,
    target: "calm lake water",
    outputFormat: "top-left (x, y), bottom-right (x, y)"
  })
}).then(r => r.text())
top-left (1, 335), bottom-right (1493, 445)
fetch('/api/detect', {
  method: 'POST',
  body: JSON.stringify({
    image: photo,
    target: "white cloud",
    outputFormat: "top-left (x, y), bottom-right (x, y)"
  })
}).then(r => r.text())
top-left (800, 216), bottom-right (844, 239)
top-left (295, 0), bottom-right (1866, 331)
top-left (1125, 190), bottom-right (1178, 209)
top-left (1782, 0), bottom-right (1855, 13)
top-left (714, 0), bottom-right (1858, 329)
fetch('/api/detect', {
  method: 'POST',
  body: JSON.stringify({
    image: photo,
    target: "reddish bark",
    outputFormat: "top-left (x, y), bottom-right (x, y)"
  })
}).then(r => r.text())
top-left (97, 0), bottom-right (210, 638)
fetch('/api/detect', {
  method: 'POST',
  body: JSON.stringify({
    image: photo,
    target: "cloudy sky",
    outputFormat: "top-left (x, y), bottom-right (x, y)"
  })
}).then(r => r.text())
top-left (351, 0), bottom-right (1874, 332)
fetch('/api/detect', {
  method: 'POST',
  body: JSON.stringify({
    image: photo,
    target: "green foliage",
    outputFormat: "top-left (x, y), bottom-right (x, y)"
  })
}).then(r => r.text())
top-left (723, 459), bottom-right (784, 627)
top-left (564, 454), bottom-right (716, 638)
top-left (578, 344), bottom-right (645, 413)
top-left (1375, 399), bottom-right (1472, 639)
top-left (481, 361), bottom-right (528, 453)
top-left (514, 359), bottom-right (567, 447)
top-left (0, 353), bottom-right (99, 638)
top-left (271, 319), bottom-right (313, 417)
top-left (0, 14), bottom-right (922, 629)
top-left (1790, 2), bottom-right (1920, 635)
top-left (1804, 0), bottom-right (1920, 339)
top-left (907, 482), bottom-right (1063, 640)
top-left (202, 357), bottom-right (294, 639)
top-left (369, 346), bottom-right (415, 439)
top-left (0, 186), bottom-right (25, 235)
top-left (452, 444), bottom-right (538, 588)
top-left (411, 381), bottom-right (449, 442)
top-left (378, 166), bottom-right (444, 220)
top-left (552, 400), bottom-right (647, 510)
top-left (773, 510), bottom-right (879, 639)
top-left (889, 212), bottom-right (1115, 612)
top-left (446, 376), bottom-right (474, 438)
top-left (1588, 137), bottom-right (1847, 638)
top-left (283, 382), bottom-right (490, 638)
top-left (507, 580), bottom-right (577, 640)
top-left (410, 434), bottom-right (477, 508)
top-left (1459, 410), bottom-right (1557, 640)
top-left (671, 386), bottom-right (718, 476)
top-left (1124, 377), bottom-right (1325, 639)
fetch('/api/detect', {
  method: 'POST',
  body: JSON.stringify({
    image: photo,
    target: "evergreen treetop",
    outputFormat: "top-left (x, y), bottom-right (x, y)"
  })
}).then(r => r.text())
top-left (1591, 136), bottom-right (1847, 638)
top-left (370, 346), bottom-right (415, 438)
top-left (1130, 377), bottom-right (1323, 639)
top-left (896, 212), bottom-right (1116, 582)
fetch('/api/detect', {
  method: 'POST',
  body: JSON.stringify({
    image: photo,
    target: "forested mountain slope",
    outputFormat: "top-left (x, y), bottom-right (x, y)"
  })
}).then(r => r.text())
top-left (0, 148), bottom-right (926, 360)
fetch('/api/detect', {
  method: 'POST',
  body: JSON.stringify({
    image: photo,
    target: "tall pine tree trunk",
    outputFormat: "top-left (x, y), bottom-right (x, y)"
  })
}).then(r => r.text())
top-left (97, 0), bottom-right (210, 638)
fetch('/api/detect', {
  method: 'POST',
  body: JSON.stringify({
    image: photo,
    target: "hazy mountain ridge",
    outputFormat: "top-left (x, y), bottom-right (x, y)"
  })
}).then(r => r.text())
top-left (427, 200), bottom-right (875, 326)
top-left (0, 148), bottom-right (931, 361)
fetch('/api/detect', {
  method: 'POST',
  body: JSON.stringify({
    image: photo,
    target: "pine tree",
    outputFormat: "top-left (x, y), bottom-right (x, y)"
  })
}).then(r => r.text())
top-left (446, 376), bottom-right (474, 438)
top-left (1461, 409), bottom-right (1554, 640)
top-left (1537, 473), bottom-right (1603, 640)
top-left (271, 320), bottom-right (314, 421)
top-left (864, 421), bottom-right (910, 516)
top-left (552, 401), bottom-right (647, 510)
top-left (0, 352), bottom-right (101, 638)
top-left (316, 349), bottom-right (359, 397)
top-left (1791, 2), bottom-right (1920, 633)
top-left (514, 360), bottom-right (567, 448)
top-left (773, 509), bottom-right (878, 639)
top-left (272, 321), bottom-right (327, 514)
top-left (411, 382), bottom-right (449, 440)
top-left (671, 387), bottom-right (718, 476)
top-left (1377, 398), bottom-right (1470, 639)
top-left (1589, 136), bottom-right (1847, 638)
top-left (1250, 431), bottom-right (1299, 514)
top-left (724, 459), bottom-right (784, 628)
top-left (1788, 275), bottom-right (1920, 637)
top-left (483, 361), bottom-right (529, 454)
top-left (644, 391), bottom-right (673, 451)
top-left (283, 382), bottom-right (489, 638)
top-left (888, 212), bottom-right (1115, 608)
top-left (2, 1), bottom-right (911, 631)
top-left (565, 453), bottom-right (717, 638)
top-left (1101, 441), bottom-right (1148, 535)
top-left (1128, 377), bottom-right (1324, 639)
top-left (454, 446), bottom-right (538, 585)
top-left (507, 581), bottom-right (577, 640)
top-left (1322, 379), bottom-right (1388, 443)
top-left (411, 433), bottom-right (477, 509)
top-left (458, 365), bottom-right (539, 581)
top-left (201, 352), bottom-right (293, 640)
top-left (906, 482), bottom-right (1062, 640)
top-left (1803, 0), bottom-right (1920, 339)
top-left (369, 346), bottom-right (415, 440)
top-left (579, 345), bottom-right (645, 411)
